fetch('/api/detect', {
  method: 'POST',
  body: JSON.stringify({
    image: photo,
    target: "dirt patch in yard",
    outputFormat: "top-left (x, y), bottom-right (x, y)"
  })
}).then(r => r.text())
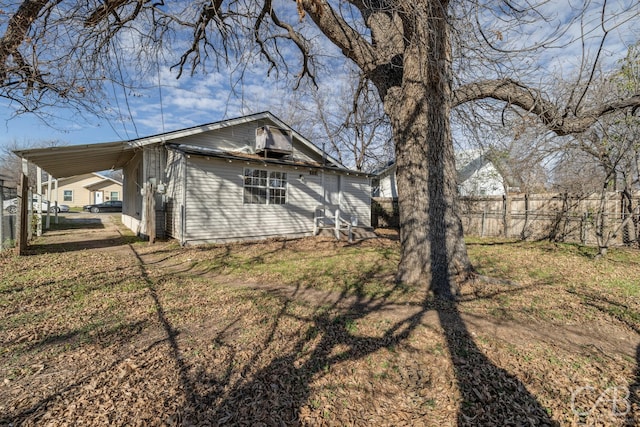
top-left (1, 218), bottom-right (639, 425)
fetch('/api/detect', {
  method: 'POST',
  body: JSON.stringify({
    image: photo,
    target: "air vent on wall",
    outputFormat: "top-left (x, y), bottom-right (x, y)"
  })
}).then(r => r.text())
top-left (255, 126), bottom-right (293, 158)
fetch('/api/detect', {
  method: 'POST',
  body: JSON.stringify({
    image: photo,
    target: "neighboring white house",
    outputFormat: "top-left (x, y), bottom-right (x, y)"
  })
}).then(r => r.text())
top-left (455, 150), bottom-right (506, 196)
top-left (374, 150), bottom-right (507, 198)
top-left (16, 112), bottom-right (372, 244)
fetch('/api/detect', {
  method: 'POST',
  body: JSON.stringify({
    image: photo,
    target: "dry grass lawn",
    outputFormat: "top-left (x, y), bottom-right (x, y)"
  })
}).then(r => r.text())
top-left (0, 215), bottom-right (639, 426)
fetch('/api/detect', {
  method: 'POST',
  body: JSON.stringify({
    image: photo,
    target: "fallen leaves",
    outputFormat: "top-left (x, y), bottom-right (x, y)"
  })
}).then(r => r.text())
top-left (0, 221), bottom-right (639, 425)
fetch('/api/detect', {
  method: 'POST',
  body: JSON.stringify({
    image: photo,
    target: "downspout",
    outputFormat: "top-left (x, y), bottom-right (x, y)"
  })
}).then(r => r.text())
top-left (180, 151), bottom-right (187, 246)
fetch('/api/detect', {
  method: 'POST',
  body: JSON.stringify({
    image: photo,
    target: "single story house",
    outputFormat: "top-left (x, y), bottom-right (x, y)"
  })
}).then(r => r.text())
top-left (373, 150), bottom-right (508, 198)
top-left (15, 112), bottom-right (372, 244)
top-left (44, 172), bottom-right (123, 207)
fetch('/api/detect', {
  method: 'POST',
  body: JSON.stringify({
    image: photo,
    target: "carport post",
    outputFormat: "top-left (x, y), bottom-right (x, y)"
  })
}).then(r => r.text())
top-left (16, 173), bottom-right (28, 255)
top-left (46, 175), bottom-right (52, 229)
top-left (54, 179), bottom-right (59, 224)
top-left (36, 166), bottom-right (42, 237)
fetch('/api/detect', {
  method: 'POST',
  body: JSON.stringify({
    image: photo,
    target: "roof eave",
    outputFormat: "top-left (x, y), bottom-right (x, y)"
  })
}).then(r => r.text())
top-left (170, 144), bottom-right (372, 177)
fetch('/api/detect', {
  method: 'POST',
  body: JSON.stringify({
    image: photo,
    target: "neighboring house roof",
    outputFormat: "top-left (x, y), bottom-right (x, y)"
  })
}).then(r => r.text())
top-left (46, 172), bottom-right (123, 187)
top-left (81, 174), bottom-right (123, 192)
top-left (14, 112), bottom-right (346, 178)
top-left (89, 172), bottom-right (123, 186)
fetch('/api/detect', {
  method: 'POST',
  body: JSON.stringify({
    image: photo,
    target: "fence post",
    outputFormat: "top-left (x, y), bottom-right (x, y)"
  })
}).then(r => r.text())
top-left (520, 193), bottom-right (529, 240)
top-left (481, 208), bottom-right (486, 237)
top-left (581, 212), bottom-right (587, 244)
top-left (502, 193), bottom-right (511, 238)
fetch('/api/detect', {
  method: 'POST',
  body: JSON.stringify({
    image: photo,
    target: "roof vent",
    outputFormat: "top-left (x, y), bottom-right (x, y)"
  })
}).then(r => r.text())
top-left (255, 126), bottom-right (293, 157)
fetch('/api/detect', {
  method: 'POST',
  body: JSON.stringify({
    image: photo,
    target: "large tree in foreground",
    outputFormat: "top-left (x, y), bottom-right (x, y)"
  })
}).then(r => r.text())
top-left (1, 1), bottom-right (639, 297)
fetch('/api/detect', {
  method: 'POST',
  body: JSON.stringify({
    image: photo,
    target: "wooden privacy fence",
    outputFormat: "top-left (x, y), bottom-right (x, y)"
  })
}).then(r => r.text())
top-left (372, 192), bottom-right (640, 247)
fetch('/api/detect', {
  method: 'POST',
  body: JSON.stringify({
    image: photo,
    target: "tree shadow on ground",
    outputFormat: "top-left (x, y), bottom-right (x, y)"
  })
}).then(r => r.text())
top-left (4, 239), bottom-right (561, 425)
top-left (179, 285), bottom-right (426, 424)
top-left (163, 291), bottom-right (558, 425)
top-left (628, 344), bottom-right (640, 425)
top-left (27, 235), bottom-right (140, 254)
top-left (3, 218), bottom-right (563, 425)
top-left (145, 258), bottom-right (558, 425)
top-left (437, 301), bottom-right (556, 425)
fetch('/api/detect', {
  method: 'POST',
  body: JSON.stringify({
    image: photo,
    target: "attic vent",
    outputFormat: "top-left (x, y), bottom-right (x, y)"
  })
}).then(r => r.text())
top-left (255, 126), bottom-right (293, 158)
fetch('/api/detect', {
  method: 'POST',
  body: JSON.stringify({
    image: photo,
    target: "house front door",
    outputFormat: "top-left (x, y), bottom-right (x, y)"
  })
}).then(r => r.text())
top-left (324, 173), bottom-right (341, 219)
top-left (95, 191), bottom-right (103, 204)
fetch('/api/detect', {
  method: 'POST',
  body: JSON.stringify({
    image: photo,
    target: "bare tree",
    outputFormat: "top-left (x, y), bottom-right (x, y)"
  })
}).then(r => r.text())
top-left (551, 45), bottom-right (640, 252)
top-left (1, 1), bottom-right (639, 296)
top-left (309, 74), bottom-right (393, 171)
top-left (0, 139), bottom-right (60, 187)
top-left (265, 71), bottom-right (393, 172)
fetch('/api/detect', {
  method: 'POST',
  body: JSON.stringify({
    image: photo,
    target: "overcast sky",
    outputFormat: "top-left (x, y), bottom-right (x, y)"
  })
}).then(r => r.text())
top-left (0, 0), bottom-right (638, 151)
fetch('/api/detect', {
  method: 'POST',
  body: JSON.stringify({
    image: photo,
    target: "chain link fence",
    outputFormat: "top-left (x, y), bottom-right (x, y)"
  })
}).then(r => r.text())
top-left (1, 185), bottom-right (18, 250)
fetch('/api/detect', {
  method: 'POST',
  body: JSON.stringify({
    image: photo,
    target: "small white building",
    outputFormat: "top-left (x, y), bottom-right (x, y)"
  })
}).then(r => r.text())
top-left (455, 150), bottom-right (506, 197)
top-left (374, 150), bottom-right (507, 198)
top-left (15, 112), bottom-right (372, 244)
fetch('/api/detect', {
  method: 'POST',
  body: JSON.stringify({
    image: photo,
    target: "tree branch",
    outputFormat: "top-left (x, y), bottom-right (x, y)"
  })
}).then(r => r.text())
top-left (0, 0), bottom-right (51, 84)
top-left (453, 79), bottom-right (640, 136)
top-left (300, 0), bottom-right (377, 73)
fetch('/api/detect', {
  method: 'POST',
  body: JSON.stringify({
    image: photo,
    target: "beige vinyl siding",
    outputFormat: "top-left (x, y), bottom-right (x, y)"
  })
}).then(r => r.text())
top-left (53, 175), bottom-right (95, 206)
top-left (164, 150), bottom-right (185, 240)
top-left (48, 173), bottom-right (123, 207)
top-left (183, 157), bottom-right (326, 244)
top-left (341, 175), bottom-right (372, 227)
top-left (86, 182), bottom-right (122, 202)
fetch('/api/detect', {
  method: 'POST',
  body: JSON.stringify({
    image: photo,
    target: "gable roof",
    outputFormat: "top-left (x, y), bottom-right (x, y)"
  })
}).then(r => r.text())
top-left (89, 172), bottom-right (123, 186)
top-left (129, 111), bottom-right (345, 168)
top-left (14, 112), bottom-right (344, 179)
top-left (49, 172), bottom-right (123, 186)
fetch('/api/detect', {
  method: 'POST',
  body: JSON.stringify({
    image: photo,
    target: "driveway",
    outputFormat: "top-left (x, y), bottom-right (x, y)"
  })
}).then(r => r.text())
top-left (27, 213), bottom-right (137, 254)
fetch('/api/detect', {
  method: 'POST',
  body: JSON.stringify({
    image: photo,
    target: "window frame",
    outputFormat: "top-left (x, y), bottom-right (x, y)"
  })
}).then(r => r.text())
top-left (110, 191), bottom-right (119, 201)
top-left (63, 190), bottom-right (73, 202)
top-left (243, 168), bottom-right (288, 205)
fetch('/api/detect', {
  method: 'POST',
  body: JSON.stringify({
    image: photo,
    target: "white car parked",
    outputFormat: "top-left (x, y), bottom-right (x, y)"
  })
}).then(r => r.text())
top-left (2, 198), bottom-right (70, 214)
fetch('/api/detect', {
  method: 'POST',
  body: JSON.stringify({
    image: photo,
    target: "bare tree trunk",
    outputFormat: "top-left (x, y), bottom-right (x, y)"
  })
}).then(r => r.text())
top-left (595, 189), bottom-right (610, 257)
top-left (381, 3), bottom-right (471, 297)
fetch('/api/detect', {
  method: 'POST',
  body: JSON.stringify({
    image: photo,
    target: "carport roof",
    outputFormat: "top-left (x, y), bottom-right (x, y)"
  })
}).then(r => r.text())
top-left (13, 141), bottom-right (136, 179)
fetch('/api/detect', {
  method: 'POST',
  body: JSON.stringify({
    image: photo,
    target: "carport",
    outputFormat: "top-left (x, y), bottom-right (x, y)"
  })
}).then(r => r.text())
top-left (11, 141), bottom-right (137, 254)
